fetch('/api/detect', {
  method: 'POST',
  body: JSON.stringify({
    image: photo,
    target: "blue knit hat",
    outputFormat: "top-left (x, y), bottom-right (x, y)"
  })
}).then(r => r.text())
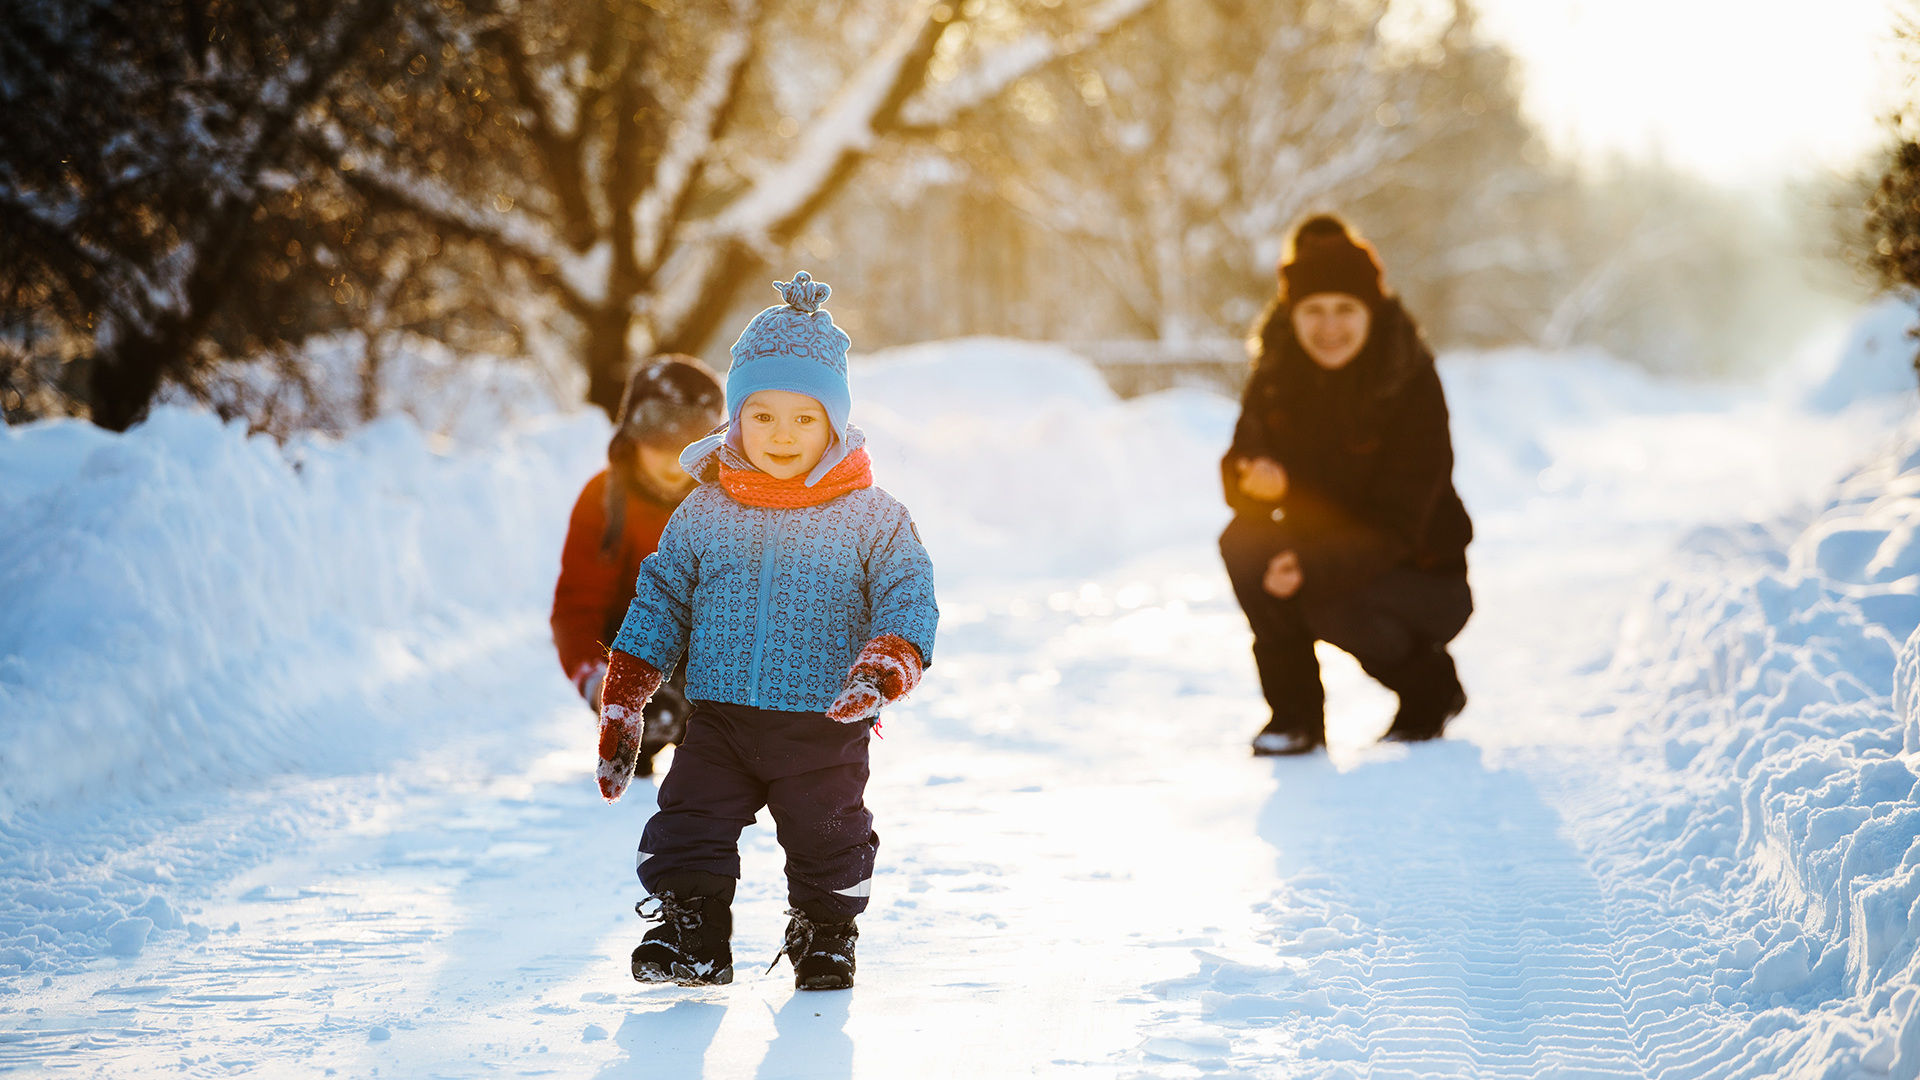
top-left (681, 271), bottom-right (854, 486)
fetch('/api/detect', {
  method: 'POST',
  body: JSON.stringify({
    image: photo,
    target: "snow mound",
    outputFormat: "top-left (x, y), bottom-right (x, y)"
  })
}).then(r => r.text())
top-left (155, 331), bottom-right (573, 445)
top-left (852, 337), bottom-right (1239, 578)
top-left (0, 407), bottom-right (606, 974)
top-left (1439, 347), bottom-right (1722, 511)
top-left (1602, 414), bottom-right (1920, 1071)
top-left (1805, 294), bottom-right (1920, 413)
top-left (0, 407), bottom-right (607, 819)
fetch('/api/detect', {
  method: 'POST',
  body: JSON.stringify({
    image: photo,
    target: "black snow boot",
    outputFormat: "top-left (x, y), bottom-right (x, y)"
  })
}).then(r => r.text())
top-left (1251, 717), bottom-right (1324, 757)
top-left (633, 682), bottom-right (691, 778)
top-left (631, 871), bottom-right (735, 985)
top-left (768, 908), bottom-right (858, 991)
top-left (1379, 644), bottom-right (1467, 743)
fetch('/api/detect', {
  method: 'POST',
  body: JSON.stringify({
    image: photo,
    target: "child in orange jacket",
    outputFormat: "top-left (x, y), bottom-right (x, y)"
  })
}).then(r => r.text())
top-left (551, 356), bottom-right (723, 775)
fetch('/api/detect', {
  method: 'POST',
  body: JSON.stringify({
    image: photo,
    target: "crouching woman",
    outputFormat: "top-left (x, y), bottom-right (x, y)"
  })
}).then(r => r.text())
top-left (1221, 215), bottom-right (1474, 756)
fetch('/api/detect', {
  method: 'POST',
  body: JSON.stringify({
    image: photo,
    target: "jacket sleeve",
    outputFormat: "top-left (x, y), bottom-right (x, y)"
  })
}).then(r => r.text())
top-left (864, 504), bottom-right (939, 668)
top-left (1221, 368), bottom-right (1278, 517)
top-left (1287, 368), bottom-right (1456, 596)
top-left (609, 501), bottom-right (699, 674)
top-left (550, 474), bottom-right (622, 687)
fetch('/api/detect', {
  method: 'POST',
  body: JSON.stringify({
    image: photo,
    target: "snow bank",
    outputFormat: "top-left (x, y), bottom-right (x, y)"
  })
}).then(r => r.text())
top-left (0, 407), bottom-right (608, 819)
top-left (1600, 413), bottom-right (1920, 1072)
top-left (1439, 346), bottom-right (1722, 512)
top-left (852, 337), bottom-right (1239, 578)
top-left (156, 331), bottom-right (574, 445)
top-left (1804, 294), bottom-right (1920, 413)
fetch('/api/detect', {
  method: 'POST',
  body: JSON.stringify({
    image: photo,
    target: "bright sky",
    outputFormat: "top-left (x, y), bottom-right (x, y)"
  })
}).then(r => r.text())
top-left (1467, 0), bottom-right (1903, 186)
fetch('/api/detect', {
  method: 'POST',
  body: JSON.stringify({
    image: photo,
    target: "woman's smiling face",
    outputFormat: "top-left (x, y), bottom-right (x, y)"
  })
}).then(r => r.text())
top-left (738, 389), bottom-right (831, 479)
top-left (1291, 292), bottom-right (1372, 370)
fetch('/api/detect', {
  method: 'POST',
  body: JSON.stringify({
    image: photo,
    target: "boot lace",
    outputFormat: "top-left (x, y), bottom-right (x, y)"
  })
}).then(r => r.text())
top-left (767, 908), bottom-right (815, 973)
top-left (766, 908), bottom-right (857, 973)
top-left (635, 892), bottom-right (702, 937)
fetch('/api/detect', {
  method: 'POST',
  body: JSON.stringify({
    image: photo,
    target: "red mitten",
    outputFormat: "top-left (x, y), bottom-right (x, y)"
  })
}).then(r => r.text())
top-left (597, 650), bottom-right (664, 803)
top-left (825, 634), bottom-right (924, 724)
top-left (570, 658), bottom-right (608, 709)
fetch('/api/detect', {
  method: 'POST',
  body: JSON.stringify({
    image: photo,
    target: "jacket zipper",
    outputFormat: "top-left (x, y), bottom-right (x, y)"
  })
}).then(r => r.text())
top-left (746, 508), bottom-right (784, 707)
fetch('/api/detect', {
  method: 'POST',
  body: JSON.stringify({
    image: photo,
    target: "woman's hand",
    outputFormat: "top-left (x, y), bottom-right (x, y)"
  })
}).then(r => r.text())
top-left (1263, 550), bottom-right (1303, 598)
top-left (1237, 456), bottom-right (1289, 502)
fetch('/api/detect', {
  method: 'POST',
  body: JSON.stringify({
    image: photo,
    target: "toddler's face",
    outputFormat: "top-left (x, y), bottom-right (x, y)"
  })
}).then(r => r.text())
top-left (739, 390), bottom-right (831, 480)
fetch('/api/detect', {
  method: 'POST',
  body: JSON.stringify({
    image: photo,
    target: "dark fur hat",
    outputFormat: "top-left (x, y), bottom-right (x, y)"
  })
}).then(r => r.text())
top-left (602, 355), bottom-right (724, 556)
top-left (612, 354), bottom-right (725, 450)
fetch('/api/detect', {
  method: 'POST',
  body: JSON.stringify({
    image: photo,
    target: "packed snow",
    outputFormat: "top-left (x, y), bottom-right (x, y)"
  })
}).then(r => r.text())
top-left (1, 318), bottom-right (1918, 1077)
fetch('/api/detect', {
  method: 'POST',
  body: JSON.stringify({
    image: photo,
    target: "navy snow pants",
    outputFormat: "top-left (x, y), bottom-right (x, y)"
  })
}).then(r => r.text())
top-left (638, 700), bottom-right (878, 923)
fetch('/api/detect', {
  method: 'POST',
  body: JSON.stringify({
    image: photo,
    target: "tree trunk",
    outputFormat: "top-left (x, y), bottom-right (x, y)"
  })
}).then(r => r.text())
top-left (87, 328), bottom-right (180, 432)
top-left (583, 305), bottom-right (634, 419)
top-left (359, 332), bottom-right (385, 424)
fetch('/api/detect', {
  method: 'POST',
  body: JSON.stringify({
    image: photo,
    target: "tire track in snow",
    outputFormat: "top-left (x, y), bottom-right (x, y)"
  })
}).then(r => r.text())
top-left (1134, 741), bottom-right (1660, 1078)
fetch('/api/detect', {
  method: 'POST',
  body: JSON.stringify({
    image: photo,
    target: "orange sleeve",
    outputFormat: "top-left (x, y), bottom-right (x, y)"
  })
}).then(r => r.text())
top-left (551, 472), bottom-right (624, 689)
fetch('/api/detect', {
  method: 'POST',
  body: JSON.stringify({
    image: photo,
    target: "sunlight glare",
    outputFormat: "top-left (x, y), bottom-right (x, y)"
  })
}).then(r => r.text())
top-left (1472, 0), bottom-right (1899, 184)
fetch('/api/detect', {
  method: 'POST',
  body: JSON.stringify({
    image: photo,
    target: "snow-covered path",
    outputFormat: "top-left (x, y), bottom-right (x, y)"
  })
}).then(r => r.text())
top-left (1, 344), bottom-right (1908, 1078)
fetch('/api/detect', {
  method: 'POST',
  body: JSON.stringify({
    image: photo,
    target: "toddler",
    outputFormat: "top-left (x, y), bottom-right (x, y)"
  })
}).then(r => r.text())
top-left (596, 272), bottom-right (937, 990)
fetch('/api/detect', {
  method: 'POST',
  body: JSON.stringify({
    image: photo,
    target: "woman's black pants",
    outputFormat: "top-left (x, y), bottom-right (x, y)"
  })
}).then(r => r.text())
top-left (1219, 516), bottom-right (1472, 736)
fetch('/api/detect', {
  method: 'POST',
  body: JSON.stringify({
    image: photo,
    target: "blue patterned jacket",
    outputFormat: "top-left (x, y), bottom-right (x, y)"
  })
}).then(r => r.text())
top-left (610, 460), bottom-right (937, 713)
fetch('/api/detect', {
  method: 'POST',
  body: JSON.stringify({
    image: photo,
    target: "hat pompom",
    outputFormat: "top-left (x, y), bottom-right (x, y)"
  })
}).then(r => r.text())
top-left (775, 271), bottom-right (831, 313)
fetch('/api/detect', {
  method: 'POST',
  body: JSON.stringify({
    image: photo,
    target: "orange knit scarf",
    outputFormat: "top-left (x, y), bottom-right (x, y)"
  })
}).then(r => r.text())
top-left (718, 447), bottom-right (874, 508)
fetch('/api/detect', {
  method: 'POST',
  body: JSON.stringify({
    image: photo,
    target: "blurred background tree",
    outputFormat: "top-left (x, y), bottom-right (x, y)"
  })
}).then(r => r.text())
top-left (2, 0), bottom-right (1153, 428)
top-left (312, 0), bottom-right (1153, 416)
top-left (1863, 3), bottom-right (1920, 325)
top-left (0, 0), bottom-right (1873, 431)
top-left (0, 0), bottom-right (402, 429)
top-left (807, 0), bottom-right (1834, 378)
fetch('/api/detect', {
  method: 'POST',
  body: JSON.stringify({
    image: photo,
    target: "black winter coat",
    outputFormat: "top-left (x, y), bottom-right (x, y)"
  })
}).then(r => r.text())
top-left (1221, 297), bottom-right (1472, 598)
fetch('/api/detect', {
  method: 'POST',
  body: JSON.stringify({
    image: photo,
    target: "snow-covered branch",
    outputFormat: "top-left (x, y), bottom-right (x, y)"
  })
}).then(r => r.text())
top-left (705, 1), bottom-right (946, 245)
top-left (0, 188), bottom-right (133, 322)
top-left (632, 0), bottom-right (759, 277)
top-left (896, 0), bottom-right (1157, 130)
top-left (303, 120), bottom-right (610, 312)
top-left (647, 0), bottom-right (1157, 352)
top-left (491, 15), bottom-right (579, 143)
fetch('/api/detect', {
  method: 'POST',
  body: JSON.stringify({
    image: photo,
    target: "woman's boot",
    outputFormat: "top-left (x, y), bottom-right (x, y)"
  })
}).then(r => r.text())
top-left (1252, 717), bottom-right (1325, 756)
top-left (1378, 643), bottom-right (1466, 742)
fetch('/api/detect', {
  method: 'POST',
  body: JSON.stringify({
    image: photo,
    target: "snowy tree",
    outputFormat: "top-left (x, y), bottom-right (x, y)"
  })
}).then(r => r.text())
top-left (313, 0), bottom-right (1156, 415)
top-left (0, 0), bottom-right (408, 429)
top-left (948, 0), bottom-right (1544, 342)
top-left (1866, 142), bottom-right (1920, 300)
